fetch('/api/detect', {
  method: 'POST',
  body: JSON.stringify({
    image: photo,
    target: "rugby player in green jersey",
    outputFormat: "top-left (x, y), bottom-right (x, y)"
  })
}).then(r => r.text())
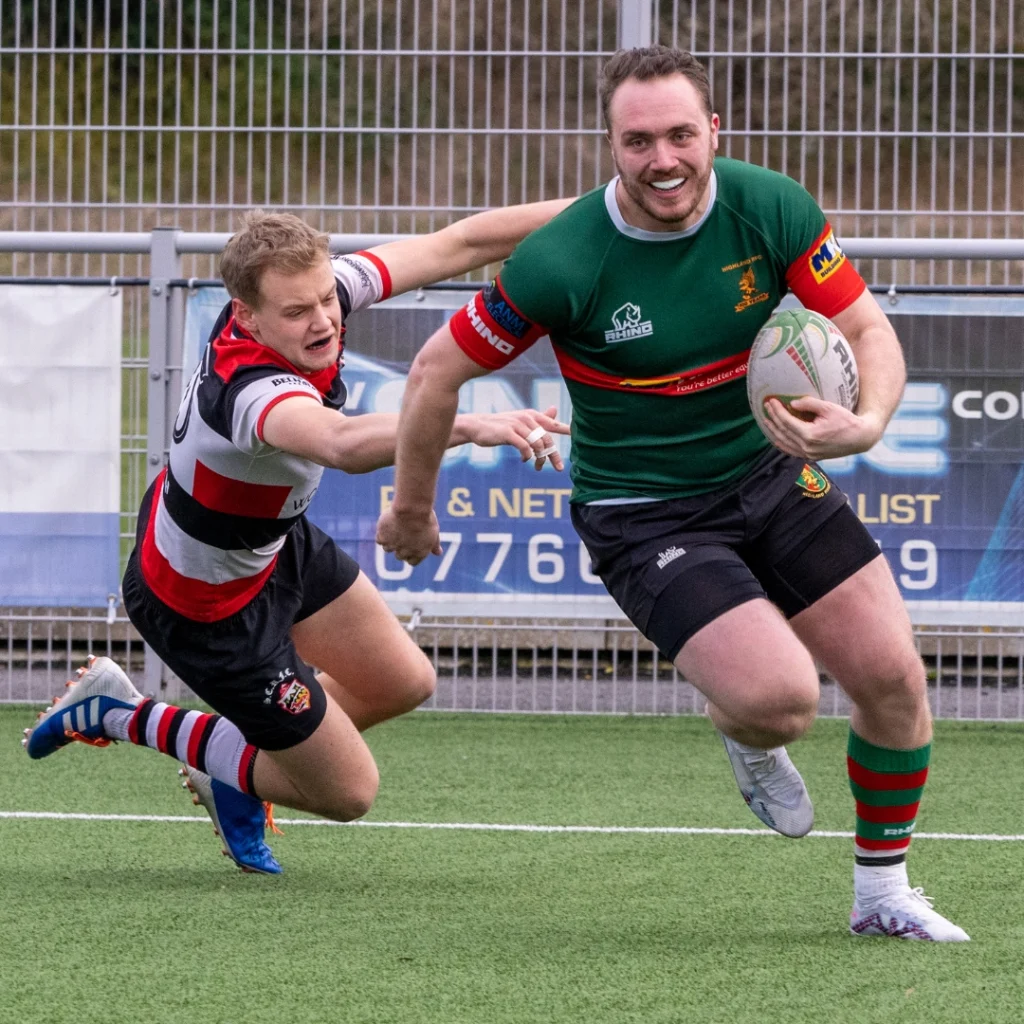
top-left (377, 46), bottom-right (968, 942)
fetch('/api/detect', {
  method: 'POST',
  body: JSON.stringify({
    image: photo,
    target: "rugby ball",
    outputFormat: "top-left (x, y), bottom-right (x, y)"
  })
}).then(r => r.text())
top-left (747, 308), bottom-right (859, 440)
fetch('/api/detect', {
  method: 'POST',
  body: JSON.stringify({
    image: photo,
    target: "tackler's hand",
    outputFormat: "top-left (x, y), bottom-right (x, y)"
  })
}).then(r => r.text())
top-left (459, 406), bottom-right (570, 471)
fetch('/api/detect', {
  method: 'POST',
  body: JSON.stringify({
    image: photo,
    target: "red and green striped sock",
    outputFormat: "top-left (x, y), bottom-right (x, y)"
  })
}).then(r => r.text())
top-left (847, 729), bottom-right (930, 865)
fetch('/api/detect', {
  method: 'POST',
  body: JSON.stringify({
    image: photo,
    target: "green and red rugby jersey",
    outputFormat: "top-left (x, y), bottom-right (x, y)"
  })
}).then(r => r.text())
top-left (449, 157), bottom-right (867, 502)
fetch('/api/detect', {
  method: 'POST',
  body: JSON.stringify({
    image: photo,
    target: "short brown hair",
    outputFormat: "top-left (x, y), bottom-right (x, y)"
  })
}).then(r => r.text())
top-left (599, 46), bottom-right (712, 128)
top-left (220, 210), bottom-right (330, 308)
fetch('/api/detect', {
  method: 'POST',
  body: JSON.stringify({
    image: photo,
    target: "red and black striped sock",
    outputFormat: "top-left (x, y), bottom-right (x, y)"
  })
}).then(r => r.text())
top-left (847, 729), bottom-right (930, 866)
top-left (104, 699), bottom-right (258, 796)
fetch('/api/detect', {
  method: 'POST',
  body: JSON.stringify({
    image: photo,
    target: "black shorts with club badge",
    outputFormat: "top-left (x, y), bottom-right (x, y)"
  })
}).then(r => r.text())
top-left (570, 448), bottom-right (881, 661)
top-left (122, 483), bottom-right (360, 750)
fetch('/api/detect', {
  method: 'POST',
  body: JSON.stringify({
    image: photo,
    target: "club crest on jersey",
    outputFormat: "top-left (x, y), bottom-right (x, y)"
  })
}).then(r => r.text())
top-left (276, 679), bottom-right (312, 715)
top-left (796, 464), bottom-right (831, 498)
top-left (734, 267), bottom-right (771, 313)
top-left (604, 302), bottom-right (653, 343)
top-left (809, 230), bottom-right (847, 284)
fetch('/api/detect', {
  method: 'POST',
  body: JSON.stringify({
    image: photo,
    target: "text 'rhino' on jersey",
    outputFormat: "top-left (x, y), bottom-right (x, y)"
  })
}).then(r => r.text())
top-left (139, 251), bottom-right (391, 622)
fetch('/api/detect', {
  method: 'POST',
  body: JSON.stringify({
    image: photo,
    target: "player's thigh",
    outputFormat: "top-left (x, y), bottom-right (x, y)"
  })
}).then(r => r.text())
top-left (673, 596), bottom-right (819, 726)
top-left (290, 570), bottom-right (435, 708)
top-left (257, 695), bottom-right (380, 820)
top-left (790, 553), bottom-right (926, 706)
top-left (744, 486), bottom-right (923, 702)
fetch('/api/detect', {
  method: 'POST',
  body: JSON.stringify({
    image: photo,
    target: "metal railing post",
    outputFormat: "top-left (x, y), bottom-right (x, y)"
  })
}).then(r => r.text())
top-left (144, 227), bottom-right (182, 695)
top-left (617, 0), bottom-right (655, 48)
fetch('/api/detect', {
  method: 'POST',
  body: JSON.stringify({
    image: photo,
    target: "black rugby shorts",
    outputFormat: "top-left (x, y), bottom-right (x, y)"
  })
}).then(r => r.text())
top-left (122, 485), bottom-right (361, 750)
top-left (571, 448), bottom-right (882, 661)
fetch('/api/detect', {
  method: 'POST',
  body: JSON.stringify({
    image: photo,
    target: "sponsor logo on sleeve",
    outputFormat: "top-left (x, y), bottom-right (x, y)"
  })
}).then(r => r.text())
top-left (808, 230), bottom-right (847, 283)
top-left (481, 282), bottom-right (530, 339)
top-left (270, 375), bottom-right (317, 390)
top-left (335, 254), bottom-right (375, 292)
top-left (604, 302), bottom-right (653, 343)
top-left (466, 296), bottom-right (516, 355)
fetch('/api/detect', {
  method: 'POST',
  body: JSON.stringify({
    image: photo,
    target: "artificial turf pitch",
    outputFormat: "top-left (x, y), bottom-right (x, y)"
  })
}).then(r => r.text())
top-left (1, 708), bottom-right (1021, 1024)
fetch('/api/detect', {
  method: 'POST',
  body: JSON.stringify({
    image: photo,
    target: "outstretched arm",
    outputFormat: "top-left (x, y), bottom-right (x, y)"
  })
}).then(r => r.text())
top-left (365, 198), bottom-right (574, 297)
top-left (261, 390), bottom-right (566, 477)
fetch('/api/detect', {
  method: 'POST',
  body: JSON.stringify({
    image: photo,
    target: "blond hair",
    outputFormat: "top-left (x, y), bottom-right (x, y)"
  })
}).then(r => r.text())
top-left (599, 46), bottom-right (713, 129)
top-left (220, 210), bottom-right (330, 308)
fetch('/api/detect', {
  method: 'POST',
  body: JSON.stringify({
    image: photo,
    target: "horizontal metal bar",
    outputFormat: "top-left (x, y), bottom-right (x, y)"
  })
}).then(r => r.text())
top-left (0, 276), bottom-right (149, 286)
top-left (845, 238), bottom-right (1024, 259)
top-left (867, 284), bottom-right (1024, 295)
top-left (0, 232), bottom-right (151, 253)
top-left (174, 233), bottom-right (407, 254)
top-left (0, 45), bottom-right (1019, 59)
top-left (4, 233), bottom-right (1024, 261)
top-left (6, 200), bottom-right (1024, 219)
top-left (4, 123), bottom-right (1023, 141)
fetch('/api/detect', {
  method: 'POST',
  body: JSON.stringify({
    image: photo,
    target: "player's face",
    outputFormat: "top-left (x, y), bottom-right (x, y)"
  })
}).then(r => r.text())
top-left (235, 258), bottom-right (342, 373)
top-left (607, 74), bottom-right (719, 232)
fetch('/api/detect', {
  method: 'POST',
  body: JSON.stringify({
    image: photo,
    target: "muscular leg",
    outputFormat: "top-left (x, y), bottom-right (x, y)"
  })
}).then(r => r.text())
top-left (252, 572), bottom-right (435, 819)
top-left (789, 556), bottom-right (965, 939)
top-left (790, 555), bottom-right (931, 749)
top-left (674, 598), bottom-right (820, 748)
top-left (291, 572), bottom-right (435, 732)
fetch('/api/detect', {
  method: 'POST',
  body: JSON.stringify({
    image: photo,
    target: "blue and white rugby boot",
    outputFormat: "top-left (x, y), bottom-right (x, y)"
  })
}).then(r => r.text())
top-left (720, 733), bottom-right (814, 838)
top-left (179, 765), bottom-right (283, 875)
top-left (22, 656), bottom-right (143, 759)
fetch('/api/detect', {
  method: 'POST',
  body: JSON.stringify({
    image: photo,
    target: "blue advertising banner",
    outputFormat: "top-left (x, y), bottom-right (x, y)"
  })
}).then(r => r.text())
top-left (186, 289), bottom-right (1023, 626)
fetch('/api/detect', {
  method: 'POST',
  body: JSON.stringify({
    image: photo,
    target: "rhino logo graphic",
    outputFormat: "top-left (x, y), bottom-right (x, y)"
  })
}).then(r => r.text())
top-left (605, 302), bottom-right (653, 343)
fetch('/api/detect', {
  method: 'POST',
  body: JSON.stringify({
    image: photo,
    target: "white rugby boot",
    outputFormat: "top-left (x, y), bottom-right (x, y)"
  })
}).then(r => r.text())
top-left (850, 886), bottom-right (970, 941)
top-left (720, 733), bottom-right (814, 838)
top-left (23, 656), bottom-right (143, 759)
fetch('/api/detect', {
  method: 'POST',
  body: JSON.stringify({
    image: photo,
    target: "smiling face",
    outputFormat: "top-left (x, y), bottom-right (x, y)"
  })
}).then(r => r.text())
top-left (607, 73), bottom-right (719, 233)
top-left (233, 257), bottom-right (342, 374)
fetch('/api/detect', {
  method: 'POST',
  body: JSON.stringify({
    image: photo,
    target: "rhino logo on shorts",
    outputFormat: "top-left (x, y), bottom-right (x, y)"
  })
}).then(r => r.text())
top-left (276, 679), bottom-right (312, 715)
top-left (605, 302), bottom-right (654, 344)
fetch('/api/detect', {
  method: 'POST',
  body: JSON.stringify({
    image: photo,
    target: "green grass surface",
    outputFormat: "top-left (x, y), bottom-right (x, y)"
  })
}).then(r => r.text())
top-left (2, 710), bottom-right (1022, 1024)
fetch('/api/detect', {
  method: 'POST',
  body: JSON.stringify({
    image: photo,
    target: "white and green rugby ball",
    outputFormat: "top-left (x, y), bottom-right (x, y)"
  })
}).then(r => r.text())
top-left (747, 308), bottom-right (859, 440)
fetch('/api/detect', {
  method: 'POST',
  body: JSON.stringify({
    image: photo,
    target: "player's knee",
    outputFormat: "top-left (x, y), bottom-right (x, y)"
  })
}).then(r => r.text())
top-left (392, 655), bottom-right (436, 714)
top-left (316, 764), bottom-right (380, 822)
top-left (744, 677), bottom-right (819, 745)
top-left (764, 701), bottom-right (817, 745)
top-left (409, 657), bottom-right (437, 707)
top-left (865, 649), bottom-right (929, 711)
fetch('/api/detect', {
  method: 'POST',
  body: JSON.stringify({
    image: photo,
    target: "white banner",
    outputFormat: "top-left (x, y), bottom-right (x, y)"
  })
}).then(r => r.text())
top-left (0, 285), bottom-right (122, 605)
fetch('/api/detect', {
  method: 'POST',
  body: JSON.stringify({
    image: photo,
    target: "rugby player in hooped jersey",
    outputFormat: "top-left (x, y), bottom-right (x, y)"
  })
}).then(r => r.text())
top-left (23, 205), bottom-right (571, 873)
top-left (377, 47), bottom-right (969, 941)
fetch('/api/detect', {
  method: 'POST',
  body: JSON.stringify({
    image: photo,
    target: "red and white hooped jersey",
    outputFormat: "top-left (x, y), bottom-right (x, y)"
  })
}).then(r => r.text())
top-left (138, 251), bottom-right (391, 622)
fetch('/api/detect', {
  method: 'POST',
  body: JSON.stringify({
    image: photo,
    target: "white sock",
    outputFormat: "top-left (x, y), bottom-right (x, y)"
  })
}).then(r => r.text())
top-left (103, 700), bottom-right (258, 795)
top-left (855, 860), bottom-right (909, 902)
top-left (103, 706), bottom-right (133, 740)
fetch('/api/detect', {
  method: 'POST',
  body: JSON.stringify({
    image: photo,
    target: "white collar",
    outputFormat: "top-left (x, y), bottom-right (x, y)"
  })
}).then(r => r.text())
top-left (603, 170), bottom-right (718, 242)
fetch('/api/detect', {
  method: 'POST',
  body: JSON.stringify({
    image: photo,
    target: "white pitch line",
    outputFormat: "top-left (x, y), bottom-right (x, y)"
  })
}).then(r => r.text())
top-left (1, 810), bottom-right (1023, 842)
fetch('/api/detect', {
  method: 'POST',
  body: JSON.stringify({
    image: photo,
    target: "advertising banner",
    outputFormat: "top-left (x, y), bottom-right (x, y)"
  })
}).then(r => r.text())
top-left (187, 288), bottom-right (1023, 626)
top-left (0, 285), bottom-right (122, 606)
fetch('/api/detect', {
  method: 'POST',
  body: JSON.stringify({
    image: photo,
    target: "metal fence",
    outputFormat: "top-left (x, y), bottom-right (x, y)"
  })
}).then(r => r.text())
top-left (3, 0), bottom-right (1024, 283)
top-left (2, 0), bottom-right (1023, 715)
top-left (2, 228), bottom-right (1022, 718)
